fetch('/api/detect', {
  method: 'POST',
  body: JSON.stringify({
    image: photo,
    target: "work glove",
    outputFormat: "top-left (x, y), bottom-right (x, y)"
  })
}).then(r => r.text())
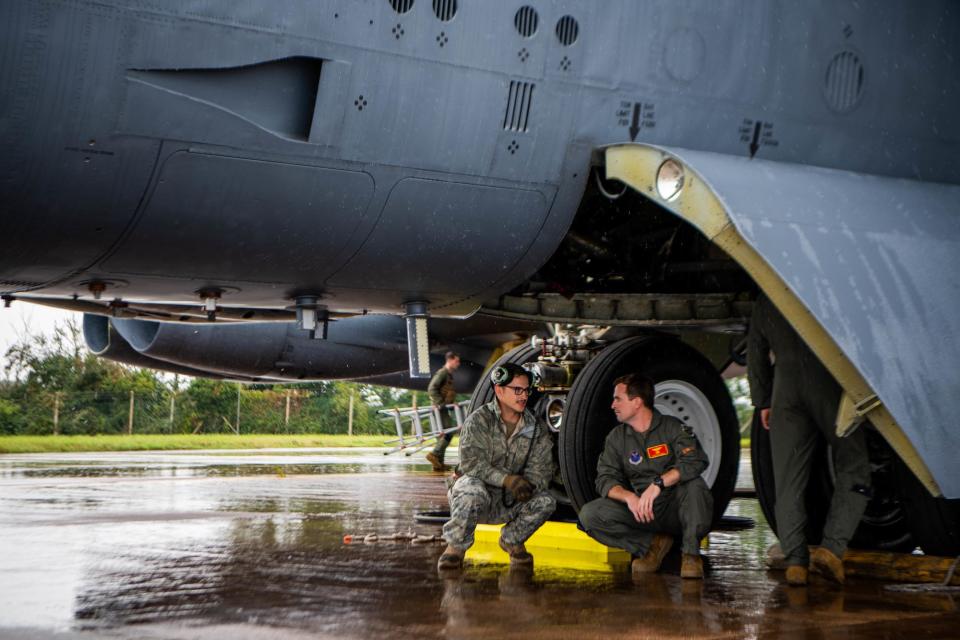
top-left (503, 474), bottom-right (534, 502)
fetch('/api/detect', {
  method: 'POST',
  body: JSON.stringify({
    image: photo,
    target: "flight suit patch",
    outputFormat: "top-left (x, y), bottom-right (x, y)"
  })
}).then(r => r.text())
top-left (647, 444), bottom-right (669, 459)
top-left (628, 450), bottom-right (642, 465)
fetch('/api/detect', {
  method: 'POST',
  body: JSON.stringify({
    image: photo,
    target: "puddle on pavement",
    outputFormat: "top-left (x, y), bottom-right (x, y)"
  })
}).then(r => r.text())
top-left (0, 450), bottom-right (957, 639)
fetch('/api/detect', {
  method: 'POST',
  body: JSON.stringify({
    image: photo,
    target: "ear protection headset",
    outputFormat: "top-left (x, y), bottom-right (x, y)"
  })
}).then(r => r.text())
top-left (490, 364), bottom-right (514, 386)
top-left (490, 363), bottom-right (540, 387)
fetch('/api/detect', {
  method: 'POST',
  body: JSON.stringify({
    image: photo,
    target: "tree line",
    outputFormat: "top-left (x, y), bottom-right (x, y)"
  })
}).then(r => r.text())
top-left (0, 320), bottom-right (423, 436)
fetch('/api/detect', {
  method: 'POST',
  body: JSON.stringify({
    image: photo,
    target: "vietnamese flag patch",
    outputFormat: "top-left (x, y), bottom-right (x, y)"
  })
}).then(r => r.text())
top-left (646, 444), bottom-right (669, 459)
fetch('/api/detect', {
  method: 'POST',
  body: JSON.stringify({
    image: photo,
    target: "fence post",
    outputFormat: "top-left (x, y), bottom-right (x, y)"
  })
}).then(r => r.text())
top-left (348, 391), bottom-right (354, 436)
top-left (169, 391), bottom-right (176, 433)
top-left (235, 383), bottom-right (241, 435)
top-left (52, 391), bottom-right (61, 436)
top-left (285, 390), bottom-right (291, 433)
top-left (127, 390), bottom-right (134, 435)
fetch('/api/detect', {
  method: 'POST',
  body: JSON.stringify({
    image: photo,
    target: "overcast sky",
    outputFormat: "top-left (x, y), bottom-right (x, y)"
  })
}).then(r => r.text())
top-left (0, 303), bottom-right (78, 373)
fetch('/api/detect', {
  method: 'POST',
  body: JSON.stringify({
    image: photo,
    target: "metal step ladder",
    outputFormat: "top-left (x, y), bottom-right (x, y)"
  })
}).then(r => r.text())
top-left (380, 401), bottom-right (469, 456)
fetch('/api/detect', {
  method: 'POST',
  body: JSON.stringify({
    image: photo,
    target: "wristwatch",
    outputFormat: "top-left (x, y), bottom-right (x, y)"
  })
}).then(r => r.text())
top-left (652, 475), bottom-right (665, 489)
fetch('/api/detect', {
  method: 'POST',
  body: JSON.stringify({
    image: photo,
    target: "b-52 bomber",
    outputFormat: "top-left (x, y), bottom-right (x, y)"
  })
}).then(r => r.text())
top-left (2, 1), bottom-right (958, 555)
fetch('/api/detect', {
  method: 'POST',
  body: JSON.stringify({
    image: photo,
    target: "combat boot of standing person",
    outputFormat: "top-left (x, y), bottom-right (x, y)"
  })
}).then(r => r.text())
top-left (578, 373), bottom-right (713, 580)
top-left (747, 293), bottom-right (871, 586)
top-left (426, 351), bottom-right (460, 472)
top-left (438, 363), bottom-right (556, 571)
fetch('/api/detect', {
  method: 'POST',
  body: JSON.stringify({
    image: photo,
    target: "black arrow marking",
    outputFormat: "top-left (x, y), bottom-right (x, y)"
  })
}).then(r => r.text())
top-left (629, 103), bottom-right (641, 141)
top-left (749, 121), bottom-right (762, 158)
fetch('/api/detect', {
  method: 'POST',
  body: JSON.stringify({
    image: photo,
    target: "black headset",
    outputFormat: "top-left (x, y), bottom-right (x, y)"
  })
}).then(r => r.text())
top-left (490, 362), bottom-right (540, 387)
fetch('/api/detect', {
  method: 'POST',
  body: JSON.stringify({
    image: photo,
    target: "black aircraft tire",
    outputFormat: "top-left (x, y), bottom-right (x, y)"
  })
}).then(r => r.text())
top-left (894, 459), bottom-right (960, 556)
top-left (751, 411), bottom-right (914, 551)
top-left (559, 336), bottom-right (740, 525)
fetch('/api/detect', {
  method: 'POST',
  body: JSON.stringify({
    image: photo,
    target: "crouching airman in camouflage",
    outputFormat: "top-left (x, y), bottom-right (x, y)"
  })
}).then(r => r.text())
top-left (438, 363), bottom-right (556, 570)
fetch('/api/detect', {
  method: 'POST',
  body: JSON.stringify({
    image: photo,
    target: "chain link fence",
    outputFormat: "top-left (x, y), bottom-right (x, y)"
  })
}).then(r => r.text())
top-left (0, 386), bottom-right (396, 436)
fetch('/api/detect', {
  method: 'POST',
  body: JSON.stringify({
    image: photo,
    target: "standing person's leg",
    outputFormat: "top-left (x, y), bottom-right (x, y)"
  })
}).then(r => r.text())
top-left (428, 409), bottom-right (454, 470)
top-left (770, 401), bottom-right (820, 569)
top-left (811, 379), bottom-right (869, 582)
top-left (821, 427), bottom-right (870, 555)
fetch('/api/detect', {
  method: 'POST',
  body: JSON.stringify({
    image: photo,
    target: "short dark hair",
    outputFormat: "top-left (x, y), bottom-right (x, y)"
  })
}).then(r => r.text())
top-left (614, 373), bottom-right (655, 408)
top-left (495, 363), bottom-right (530, 387)
top-left (445, 351), bottom-right (460, 361)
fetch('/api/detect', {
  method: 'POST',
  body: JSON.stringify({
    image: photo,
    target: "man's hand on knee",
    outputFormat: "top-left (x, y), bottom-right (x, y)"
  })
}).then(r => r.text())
top-left (624, 493), bottom-right (646, 523)
top-left (636, 484), bottom-right (660, 523)
top-left (503, 474), bottom-right (534, 502)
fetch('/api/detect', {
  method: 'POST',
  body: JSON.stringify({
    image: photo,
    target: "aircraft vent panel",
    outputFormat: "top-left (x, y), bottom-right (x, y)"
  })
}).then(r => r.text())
top-left (503, 80), bottom-right (535, 132)
top-left (514, 6), bottom-right (539, 38)
top-left (432, 0), bottom-right (457, 22)
top-left (389, 0), bottom-right (415, 15)
top-left (555, 15), bottom-right (579, 46)
top-left (127, 58), bottom-right (322, 142)
top-left (824, 50), bottom-right (865, 113)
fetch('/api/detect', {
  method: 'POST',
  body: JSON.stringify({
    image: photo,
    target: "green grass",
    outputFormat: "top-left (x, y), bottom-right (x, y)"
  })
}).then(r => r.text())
top-left (0, 434), bottom-right (391, 454)
top-left (1, 434), bottom-right (748, 455)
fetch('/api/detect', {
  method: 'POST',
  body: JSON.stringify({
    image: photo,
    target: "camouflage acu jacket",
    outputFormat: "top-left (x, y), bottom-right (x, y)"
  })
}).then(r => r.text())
top-left (458, 400), bottom-right (554, 492)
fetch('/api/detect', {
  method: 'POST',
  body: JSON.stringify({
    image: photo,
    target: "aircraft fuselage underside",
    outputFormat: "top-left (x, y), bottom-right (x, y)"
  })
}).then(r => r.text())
top-left (3, 0), bottom-right (956, 317)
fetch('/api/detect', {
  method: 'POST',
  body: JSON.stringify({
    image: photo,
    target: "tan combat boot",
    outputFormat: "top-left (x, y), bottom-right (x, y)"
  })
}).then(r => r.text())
top-left (437, 545), bottom-right (465, 570)
top-left (499, 538), bottom-right (534, 566)
top-left (810, 546), bottom-right (845, 584)
top-left (785, 564), bottom-right (808, 586)
top-left (631, 534), bottom-right (673, 578)
top-left (425, 452), bottom-right (449, 472)
top-left (680, 553), bottom-right (704, 579)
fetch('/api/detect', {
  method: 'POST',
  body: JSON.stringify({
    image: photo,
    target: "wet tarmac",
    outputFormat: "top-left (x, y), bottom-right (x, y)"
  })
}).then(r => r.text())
top-left (1, 448), bottom-right (957, 639)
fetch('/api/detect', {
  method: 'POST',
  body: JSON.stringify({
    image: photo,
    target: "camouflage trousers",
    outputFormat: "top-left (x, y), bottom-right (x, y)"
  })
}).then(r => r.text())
top-left (442, 475), bottom-right (556, 549)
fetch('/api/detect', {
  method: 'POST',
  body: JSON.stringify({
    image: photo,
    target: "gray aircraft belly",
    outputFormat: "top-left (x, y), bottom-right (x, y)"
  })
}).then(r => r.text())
top-left (658, 148), bottom-right (960, 497)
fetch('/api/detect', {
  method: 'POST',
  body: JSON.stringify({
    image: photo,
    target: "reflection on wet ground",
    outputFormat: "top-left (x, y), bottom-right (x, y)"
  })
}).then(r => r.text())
top-left (1, 449), bottom-right (957, 639)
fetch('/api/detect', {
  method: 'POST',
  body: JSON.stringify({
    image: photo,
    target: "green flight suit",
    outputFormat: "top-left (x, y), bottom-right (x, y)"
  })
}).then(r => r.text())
top-left (578, 410), bottom-right (713, 556)
top-left (428, 366), bottom-right (457, 460)
top-left (747, 293), bottom-right (871, 566)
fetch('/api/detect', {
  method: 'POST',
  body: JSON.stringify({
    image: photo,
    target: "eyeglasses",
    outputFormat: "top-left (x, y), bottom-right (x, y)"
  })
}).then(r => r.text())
top-left (504, 386), bottom-right (533, 397)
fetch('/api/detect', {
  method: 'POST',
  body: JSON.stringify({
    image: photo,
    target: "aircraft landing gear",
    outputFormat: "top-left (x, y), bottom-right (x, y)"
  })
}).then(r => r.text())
top-left (468, 332), bottom-right (741, 526)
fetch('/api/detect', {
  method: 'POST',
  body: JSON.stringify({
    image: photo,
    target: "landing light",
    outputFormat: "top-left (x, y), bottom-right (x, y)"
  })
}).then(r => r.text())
top-left (656, 159), bottom-right (684, 202)
top-left (546, 396), bottom-right (565, 433)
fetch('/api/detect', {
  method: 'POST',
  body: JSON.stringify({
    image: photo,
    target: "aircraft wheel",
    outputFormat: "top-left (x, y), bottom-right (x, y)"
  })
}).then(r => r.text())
top-left (559, 336), bottom-right (740, 524)
top-left (751, 412), bottom-right (914, 551)
top-left (894, 459), bottom-right (960, 555)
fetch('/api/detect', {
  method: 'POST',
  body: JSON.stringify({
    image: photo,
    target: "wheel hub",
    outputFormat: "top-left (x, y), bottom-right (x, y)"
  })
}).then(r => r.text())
top-left (654, 380), bottom-right (722, 488)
